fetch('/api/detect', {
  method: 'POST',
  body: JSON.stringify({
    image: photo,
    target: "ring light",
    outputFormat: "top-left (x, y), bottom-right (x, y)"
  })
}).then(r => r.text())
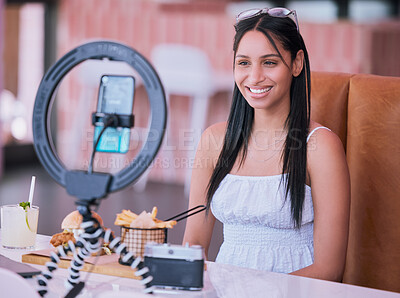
top-left (32, 41), bottom-right (167, 202)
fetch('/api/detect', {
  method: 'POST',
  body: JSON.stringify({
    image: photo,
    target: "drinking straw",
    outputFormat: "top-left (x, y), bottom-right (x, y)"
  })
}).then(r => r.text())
top-left (28, 175), bottom-right (36, 207)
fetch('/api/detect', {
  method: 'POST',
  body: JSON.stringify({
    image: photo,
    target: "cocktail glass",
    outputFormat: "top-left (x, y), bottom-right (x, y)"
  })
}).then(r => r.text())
top-left (1, 204), bottom-right (39, 249)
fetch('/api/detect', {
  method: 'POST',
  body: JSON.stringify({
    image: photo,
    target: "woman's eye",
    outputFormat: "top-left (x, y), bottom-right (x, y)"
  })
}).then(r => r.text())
top-left (237, 60), bottom-right (249, 66)
top-left (264, 60), bottom-right (276, 66)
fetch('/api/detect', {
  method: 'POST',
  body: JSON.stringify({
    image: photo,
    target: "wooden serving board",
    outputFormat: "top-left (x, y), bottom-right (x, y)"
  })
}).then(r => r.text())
top-left (21, 249), bottom-right (140, 280)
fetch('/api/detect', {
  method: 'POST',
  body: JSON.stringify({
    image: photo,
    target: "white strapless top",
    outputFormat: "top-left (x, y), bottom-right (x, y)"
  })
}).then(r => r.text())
top-left (211, 173), bottom-right (314, 273)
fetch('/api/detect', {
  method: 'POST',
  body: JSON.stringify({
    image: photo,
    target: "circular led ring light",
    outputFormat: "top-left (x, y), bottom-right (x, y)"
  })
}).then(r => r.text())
top-left (32, 41), bottom-right (167, 193)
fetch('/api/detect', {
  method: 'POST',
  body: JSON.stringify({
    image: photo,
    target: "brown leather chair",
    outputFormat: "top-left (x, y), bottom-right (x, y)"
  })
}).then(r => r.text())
top-left (311, 72), bottom-right (351, 149)
top-left (311, 72), bottom-right (400, 293)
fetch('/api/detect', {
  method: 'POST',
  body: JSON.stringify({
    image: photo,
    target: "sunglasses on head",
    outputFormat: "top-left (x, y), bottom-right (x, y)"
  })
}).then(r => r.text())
top-left (236, 7), bottom-right (299, 31)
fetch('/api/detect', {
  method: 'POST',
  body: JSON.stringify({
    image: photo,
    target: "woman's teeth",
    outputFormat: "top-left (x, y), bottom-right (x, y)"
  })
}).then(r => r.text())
top-left (249, 87), bottom-right (272, 94)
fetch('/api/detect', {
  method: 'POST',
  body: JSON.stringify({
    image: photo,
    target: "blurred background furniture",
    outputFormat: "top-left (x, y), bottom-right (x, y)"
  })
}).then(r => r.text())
top-left (151, 43), bottom-right (232, 195)
top-left (310, 71), bottom-right (400, 293)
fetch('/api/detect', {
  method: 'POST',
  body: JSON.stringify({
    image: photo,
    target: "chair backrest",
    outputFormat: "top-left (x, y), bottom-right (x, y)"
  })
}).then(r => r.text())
top-left (311, 71), bottom-right (400, 293)
top-left (78, 59), bottom-right (138, 87)
top-left (343, 73), bottom-right (400, 293)
top-left (151, 43), bottom-right (215, 97)
top-left (310, 72), bottom-right (351, 150)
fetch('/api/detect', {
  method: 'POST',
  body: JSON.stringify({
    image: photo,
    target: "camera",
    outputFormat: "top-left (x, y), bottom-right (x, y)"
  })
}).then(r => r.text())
top-left (143, 242), bottom-right (204, 290)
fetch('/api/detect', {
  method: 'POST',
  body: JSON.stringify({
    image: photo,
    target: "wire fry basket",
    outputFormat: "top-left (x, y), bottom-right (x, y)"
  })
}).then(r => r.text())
top-left (120, 227), bottom-right (167, 259)
top-left (119, 205), bottom-right (206, 263)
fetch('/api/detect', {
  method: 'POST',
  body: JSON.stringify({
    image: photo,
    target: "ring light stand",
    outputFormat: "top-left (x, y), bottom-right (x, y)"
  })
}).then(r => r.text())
top-left (32, 41), bottom-right (167, 297)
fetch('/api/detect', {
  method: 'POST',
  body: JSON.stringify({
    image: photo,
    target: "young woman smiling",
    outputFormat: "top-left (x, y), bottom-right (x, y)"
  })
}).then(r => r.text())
top-left (183, 8), bottom-right (350, 282)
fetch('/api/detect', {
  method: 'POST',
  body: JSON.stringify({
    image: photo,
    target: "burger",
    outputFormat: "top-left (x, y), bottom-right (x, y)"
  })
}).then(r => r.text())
top-left (50, 210), bottom-right (112, 255)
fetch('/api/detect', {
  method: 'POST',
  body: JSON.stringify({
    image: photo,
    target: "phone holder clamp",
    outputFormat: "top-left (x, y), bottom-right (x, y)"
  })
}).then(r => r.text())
top-left (91, 112), bottom-right (134, 128)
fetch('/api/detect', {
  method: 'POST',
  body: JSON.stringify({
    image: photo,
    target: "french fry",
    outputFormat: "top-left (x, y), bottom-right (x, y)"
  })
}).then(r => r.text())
top-left (117, 210), bottom-right (137, 220)
top-left (116, 214), bottom-right (131, 222)
top-left (114, 207), bottom-right (176, 229)
top-left (154, 220), bottom-right (177, 229)
top-left (151, 207), bottom-right (158, 219)
top-left (122, 209), bottom-right (138, 219)
top-left (114, 219), bottom-right (130, 227)
top-left (114, 215), bottom-right (132, 225)
top-left (114, 209), bottom-right (139, 226)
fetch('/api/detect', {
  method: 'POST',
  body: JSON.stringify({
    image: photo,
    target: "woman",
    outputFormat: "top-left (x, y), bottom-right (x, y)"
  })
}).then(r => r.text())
top-left (183, 8), bottom-right (350, 282)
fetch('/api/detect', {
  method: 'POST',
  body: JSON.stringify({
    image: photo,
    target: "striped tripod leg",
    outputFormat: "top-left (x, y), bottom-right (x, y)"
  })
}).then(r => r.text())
top-left (36, 241), bottom-right (75, 296)
top-left (105, 228), bottom-right (154, 294)
top-left (66, 220), bottom-right (104, 288)
top-left (66, 240), bottom-right (89, 288)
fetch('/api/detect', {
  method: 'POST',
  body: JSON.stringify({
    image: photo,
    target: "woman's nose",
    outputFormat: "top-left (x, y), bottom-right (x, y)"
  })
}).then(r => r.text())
top-left (248, 65), bottom-right (265, 84)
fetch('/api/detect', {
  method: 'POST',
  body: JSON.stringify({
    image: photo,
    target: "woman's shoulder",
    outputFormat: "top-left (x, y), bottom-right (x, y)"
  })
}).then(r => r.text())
top-left (196, 122), bottom-right (227, 161)
top-left (307, 121), bottom-right (342, 146)
top-left (201, 121), bottom-right (227, 149)
top-left (205, 121), bottom-right (227, 135)
top-left (307, 121), bottom-right (346, 169)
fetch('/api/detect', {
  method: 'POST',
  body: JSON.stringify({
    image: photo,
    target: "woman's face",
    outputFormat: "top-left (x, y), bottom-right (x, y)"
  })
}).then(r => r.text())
top-left (234, 30), bottom-right (301, 112)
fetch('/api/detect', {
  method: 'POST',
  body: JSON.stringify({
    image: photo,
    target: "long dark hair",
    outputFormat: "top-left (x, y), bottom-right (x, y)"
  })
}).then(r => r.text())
top-left (206, 14), bottom-right (311, 228)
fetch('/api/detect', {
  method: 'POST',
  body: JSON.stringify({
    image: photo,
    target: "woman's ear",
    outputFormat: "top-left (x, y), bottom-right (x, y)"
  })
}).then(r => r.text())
top-left (292, 50), bottom-right (304, 77)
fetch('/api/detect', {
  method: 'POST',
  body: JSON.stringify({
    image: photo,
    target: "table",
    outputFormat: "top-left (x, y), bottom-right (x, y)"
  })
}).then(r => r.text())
top-left (0, 234), bottom-right (217, 297)
top-left (1, 234), bottom-right (399, 298)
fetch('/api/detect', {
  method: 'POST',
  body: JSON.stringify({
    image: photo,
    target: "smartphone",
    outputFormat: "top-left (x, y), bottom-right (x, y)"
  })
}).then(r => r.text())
top-left (93, 75), bottom-right (135, 153)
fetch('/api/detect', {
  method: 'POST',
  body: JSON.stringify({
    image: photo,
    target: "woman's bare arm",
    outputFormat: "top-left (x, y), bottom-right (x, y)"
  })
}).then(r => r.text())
top-left (182, 123), bottom-right (225, 259)
top-left (290, 128), bottom-right (350, 281)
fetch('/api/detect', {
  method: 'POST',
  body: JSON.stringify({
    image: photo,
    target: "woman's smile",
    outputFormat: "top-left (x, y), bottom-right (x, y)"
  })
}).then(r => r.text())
top-left (247, 86), bottom-right (273, 97)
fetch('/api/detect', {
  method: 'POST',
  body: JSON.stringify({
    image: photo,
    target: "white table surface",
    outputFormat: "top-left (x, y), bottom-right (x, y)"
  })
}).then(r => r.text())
top-left (1, 234), bottom-right (399, 298)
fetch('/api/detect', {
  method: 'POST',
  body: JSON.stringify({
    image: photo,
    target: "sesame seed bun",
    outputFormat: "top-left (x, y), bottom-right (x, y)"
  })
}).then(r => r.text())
top-left (61, 210), bottom-right (103, 229)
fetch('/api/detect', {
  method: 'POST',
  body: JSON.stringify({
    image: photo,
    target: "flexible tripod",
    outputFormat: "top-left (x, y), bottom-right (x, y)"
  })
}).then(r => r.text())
top-left (35, 205), bottom-right (153, 297)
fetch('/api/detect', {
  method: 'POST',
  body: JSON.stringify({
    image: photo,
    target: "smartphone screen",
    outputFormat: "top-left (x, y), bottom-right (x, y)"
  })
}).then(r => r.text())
top-left (94, 75), bottom-right (135, 153)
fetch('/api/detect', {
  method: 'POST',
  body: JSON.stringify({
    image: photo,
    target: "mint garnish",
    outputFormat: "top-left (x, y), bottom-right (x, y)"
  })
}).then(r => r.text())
top-left (19, 202), bottom-right (31, 231)
top-left (19, 201), bottom-right (30, 210)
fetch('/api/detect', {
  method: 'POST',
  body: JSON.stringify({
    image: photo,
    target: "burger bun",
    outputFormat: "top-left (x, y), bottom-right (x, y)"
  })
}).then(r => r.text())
top-left (61, 210), bottom-right (103, 229)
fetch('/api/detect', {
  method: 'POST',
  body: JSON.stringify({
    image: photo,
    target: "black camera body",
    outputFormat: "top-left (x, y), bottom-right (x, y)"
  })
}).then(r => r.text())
top-left (143, 243), bottom-right (204, 290)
